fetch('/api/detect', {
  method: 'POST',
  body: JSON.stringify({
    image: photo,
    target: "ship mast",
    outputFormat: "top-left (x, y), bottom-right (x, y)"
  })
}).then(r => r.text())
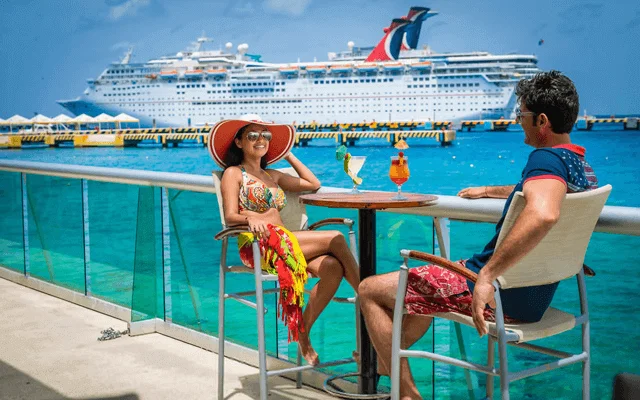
top-left (120, 47), bottom-right (134, 64)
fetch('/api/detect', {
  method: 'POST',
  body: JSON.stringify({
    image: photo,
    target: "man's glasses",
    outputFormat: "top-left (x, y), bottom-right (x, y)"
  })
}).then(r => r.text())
top-left (515, 110), bottom-right (537, 123)
top-left (246, 131), bottom-right (272, 142)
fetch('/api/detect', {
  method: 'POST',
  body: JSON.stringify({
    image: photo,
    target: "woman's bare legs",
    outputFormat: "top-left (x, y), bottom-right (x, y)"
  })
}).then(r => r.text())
top-left (298, 254), bottom-right (344, 365)
top-left (295, 230), bottom-right (360, 292)
top-left (293, 230), bottom-right (361, 365)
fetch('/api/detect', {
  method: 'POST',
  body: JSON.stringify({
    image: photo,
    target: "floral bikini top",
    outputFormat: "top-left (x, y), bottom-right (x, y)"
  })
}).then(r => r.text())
top-left (238, 166), bottom-right (287, 213)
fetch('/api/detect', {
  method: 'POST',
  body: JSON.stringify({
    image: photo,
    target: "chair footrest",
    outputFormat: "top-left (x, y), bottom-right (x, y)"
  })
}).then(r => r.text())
top-left (266, 357), bottom-right (355, 377)
top-left (323, 372), bottom-right (390, 400)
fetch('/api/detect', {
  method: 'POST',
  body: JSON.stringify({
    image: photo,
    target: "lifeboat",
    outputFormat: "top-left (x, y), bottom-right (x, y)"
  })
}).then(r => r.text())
top-left (330, 64), bottom-right (353, 73)
top-left (279, 66), bottom-right (299, 75)
top-left (184, 69), bottom-right (204, 79)
top-left (356, 63), bottom-right (378, 73)
top-left (383, 62), bottom-right (404, 71)
top-left (409, 61), bottom-right (432, 70)
top-left (306, 65), bottom-right (327, 74)
top-left (206, 68), bottom-right (227, 78)
top-left (145, 73), bottom-right (158, 80)
top-left (159, 70), bottom-right (178, 79)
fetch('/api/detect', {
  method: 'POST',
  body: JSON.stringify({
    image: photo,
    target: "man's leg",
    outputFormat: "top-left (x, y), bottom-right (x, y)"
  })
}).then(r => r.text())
top-left (359, 272), bottom-right (432, 400)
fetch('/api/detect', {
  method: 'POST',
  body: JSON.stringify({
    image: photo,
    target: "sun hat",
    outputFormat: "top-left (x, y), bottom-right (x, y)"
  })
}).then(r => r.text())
top-left (208, 114), bottom-right (296, 168)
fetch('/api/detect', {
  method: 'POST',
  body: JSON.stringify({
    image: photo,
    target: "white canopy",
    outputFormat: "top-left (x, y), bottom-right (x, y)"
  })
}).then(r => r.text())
top-left (114, 113), bottom-right (139, 123)
top-left (52, 114), bottom-right (73, 123)
top-left (71, 114), bottom-right (96, 123)
top-left (31, 114), bottom-right (54, 124)
top-left (3, 115), bottom-right (32, 125)
top-left (93, 113), bottom-right (116, 123)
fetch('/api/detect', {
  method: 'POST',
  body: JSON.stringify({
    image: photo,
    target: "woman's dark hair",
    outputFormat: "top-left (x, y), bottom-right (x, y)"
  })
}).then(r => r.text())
top-left (223, 124), bottom-right (268, 169)
top-left (515, 70), bottom-right (579, 134)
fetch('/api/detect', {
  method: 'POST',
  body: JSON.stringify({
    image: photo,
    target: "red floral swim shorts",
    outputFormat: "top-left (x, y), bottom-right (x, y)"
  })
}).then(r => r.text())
top-left (404, 260), bottom-right (518, 323)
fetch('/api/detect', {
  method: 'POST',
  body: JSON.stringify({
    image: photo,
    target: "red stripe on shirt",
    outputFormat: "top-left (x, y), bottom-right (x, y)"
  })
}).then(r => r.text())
top-left (524, 174), bottom-right (568, 187)
top-left (552, 144), bottom-right (585, 156)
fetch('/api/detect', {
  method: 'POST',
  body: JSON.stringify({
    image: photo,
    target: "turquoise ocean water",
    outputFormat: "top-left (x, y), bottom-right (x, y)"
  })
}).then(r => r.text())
top-left (1, 126), bottom-right (638, 399)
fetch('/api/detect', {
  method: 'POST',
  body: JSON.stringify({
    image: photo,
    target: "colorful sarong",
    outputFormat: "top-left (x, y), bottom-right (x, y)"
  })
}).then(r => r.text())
top-left (238, 224), bottom-right (308, 342)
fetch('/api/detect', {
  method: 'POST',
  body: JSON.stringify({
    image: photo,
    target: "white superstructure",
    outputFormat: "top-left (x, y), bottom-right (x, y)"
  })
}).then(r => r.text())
top-left (58, 13), bottom-right (539, 127)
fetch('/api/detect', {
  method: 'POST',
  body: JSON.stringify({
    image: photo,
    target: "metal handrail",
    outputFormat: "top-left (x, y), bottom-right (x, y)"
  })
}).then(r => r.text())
top-left (1, 159), bottom-right (639, 236)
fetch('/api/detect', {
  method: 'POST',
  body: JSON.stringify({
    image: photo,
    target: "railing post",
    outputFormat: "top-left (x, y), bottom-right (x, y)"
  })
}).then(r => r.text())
top-left (433, 217), bottom-right (450, 259)
top-left (21, 173), bottom-right (29, 277)
top-left (81, 179), bottom-right (91, 296)
top-left (161, 187), bottom-right (172, 323)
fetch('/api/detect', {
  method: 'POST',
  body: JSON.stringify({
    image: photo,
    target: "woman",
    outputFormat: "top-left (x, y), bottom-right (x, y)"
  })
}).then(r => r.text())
top-left (209, 114), bottom-right (360, 366)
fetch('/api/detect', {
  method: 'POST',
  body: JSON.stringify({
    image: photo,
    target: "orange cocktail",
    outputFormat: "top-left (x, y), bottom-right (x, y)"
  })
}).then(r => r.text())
top-left (389, 153), bottom-right (409, 200)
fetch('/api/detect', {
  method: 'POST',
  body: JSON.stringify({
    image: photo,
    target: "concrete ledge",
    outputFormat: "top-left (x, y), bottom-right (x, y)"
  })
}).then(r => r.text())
top-left (0, 266), bottom-right (131, 321)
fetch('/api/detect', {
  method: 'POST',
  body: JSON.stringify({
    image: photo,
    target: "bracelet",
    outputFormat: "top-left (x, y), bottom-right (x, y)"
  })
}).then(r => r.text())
top-left (484, 186), bottom-right (489, 198)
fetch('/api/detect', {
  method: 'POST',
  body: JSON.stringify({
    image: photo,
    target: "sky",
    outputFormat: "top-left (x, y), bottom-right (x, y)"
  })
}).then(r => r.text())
top-left (0, 0), bottom-right (639, 118)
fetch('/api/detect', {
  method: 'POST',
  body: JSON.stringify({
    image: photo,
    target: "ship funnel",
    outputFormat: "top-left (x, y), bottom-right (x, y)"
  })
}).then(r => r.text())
top-left (401, 7), bottom-right (438, 50)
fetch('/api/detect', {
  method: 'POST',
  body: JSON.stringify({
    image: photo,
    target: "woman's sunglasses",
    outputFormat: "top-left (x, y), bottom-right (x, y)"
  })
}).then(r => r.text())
top-left (246, 131), bottom-right (272, 142)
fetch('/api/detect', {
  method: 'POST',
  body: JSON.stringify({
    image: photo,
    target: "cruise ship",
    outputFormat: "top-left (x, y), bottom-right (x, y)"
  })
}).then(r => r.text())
top-left (58, 7), bottom-right (540, 127)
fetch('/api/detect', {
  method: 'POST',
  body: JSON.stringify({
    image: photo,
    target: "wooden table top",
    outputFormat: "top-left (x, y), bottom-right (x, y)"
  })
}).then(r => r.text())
top-left (299, 191), bottom-right (438, 210)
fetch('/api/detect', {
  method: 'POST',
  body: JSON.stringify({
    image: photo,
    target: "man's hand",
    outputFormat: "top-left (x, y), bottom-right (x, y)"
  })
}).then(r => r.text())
top-left (458, 186), bottom-right (487, 199)
top-left (471, 277), bottom-right (496, 337)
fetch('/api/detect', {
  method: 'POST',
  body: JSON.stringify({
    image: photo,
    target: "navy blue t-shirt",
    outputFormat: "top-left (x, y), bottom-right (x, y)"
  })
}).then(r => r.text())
top-left (466, 144), bottom-right (598, 322)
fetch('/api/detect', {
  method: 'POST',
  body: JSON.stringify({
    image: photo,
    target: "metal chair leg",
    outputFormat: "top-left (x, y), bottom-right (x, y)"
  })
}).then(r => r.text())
top-left (253, 241), bottom-right (269, 400)
top-left (391, 260), bottom-right (410, 400)
top-left (493, 288), bottom-right (510, 400)
top-left (487, 336), bottom-right (495, 400)
top-left (296, 344), bottom-right (303, 388)
top-left (217, 261), bottom-right (226, 400)
top-left (454, 322), bottom-right (478, 400)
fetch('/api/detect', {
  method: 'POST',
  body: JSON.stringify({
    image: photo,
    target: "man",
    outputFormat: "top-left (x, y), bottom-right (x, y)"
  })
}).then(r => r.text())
top-left (358, 70), bottom-right (598, 400)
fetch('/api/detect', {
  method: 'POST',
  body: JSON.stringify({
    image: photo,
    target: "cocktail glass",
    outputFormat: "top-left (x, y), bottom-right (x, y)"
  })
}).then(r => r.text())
top-left (389, 156), bottom-right (410, 200)
top-left (349, 156), bottom-right (366, 194)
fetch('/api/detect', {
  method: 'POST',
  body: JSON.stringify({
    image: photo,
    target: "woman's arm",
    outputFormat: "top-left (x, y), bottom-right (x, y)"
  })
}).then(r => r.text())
top-left (220, 167), bottom-right (282, 236)
top-left (270, 153), bottom-right (321, 193)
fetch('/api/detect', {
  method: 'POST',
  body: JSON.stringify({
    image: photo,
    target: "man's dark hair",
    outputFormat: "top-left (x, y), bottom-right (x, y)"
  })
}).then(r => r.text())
top-left (223, 125), bottom-right (268, 169)
top-left (515, 70), bottom-right (579, 133)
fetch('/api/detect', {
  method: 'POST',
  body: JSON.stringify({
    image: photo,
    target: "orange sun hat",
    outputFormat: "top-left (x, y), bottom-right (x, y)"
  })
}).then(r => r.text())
top-left (208, 114), bottom-right (296, 168)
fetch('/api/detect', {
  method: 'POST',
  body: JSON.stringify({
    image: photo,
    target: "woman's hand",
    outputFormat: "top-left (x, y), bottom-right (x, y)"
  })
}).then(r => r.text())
top-left (458, 186), bottom-right (487, 199)
top-left (283, 152), bottom-right (295, 163)
top-left (246, 215), bottom-right (271, 238)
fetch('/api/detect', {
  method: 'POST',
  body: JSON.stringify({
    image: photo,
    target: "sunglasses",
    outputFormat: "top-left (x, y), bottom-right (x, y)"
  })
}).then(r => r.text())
top-left (245, 130), bottom-right (272, 142)
top-left (515, 110), bottom-right (537, 123)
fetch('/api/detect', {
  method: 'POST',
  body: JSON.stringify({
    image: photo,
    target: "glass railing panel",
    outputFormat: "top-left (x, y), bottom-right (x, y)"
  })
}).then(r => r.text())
top-left (164, 190), bottom-right (285, 355)
top-left (25, 174), bottom-right (84, 292)
top-left (87, 181), bottom-right (162, 315)
top-left (130, 185), bottom-right (163, 322)
top-left (0, 171), bottom-right (24, 273)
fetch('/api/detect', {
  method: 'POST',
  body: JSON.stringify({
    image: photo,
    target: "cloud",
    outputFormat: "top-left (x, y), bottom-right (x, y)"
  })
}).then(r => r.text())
top-left (263, 0), bottom-right (311, 16)
top-left (232, 2), bottom-right (256, 14)
top-left (108, 0), bottom-right (151, 21)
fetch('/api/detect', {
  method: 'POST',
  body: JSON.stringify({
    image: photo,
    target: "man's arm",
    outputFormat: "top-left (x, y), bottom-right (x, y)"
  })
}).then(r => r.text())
top-left (470, 178), bottom-right (566, 336)
top-left (458, 185), bottom-right (515, 199)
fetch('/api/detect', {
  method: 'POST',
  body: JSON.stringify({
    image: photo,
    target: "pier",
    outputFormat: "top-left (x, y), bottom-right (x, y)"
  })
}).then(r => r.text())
top-left (459, 117), bottom-right (640, 132)
top-left (0, 126), bottom-right (456, 149)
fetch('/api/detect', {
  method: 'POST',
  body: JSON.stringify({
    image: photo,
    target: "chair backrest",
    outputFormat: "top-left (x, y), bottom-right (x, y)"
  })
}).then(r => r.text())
top-left (495, 184), bottom-right (611, 289)
top-left (212, 167), bottom-right (309, 231)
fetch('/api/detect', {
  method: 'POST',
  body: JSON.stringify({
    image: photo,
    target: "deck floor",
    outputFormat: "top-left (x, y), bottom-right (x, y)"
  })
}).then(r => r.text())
top-left (0, 277), bottom-right (337, 400)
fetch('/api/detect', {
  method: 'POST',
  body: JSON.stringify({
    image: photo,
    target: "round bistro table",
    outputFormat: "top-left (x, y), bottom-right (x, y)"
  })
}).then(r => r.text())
top-left (299, 191), bottom-right (438, 395)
